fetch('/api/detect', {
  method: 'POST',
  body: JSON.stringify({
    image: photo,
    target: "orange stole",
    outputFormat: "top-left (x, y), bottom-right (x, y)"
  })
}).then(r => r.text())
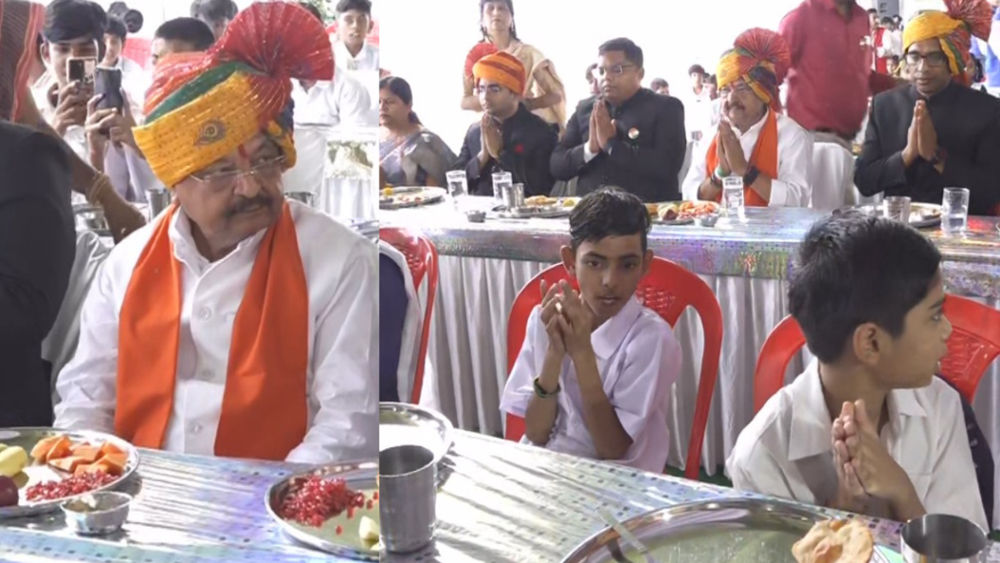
top-left (115, 202), bottom-right (309, 460)
top-left (705, 110), bottom-right (779, 207)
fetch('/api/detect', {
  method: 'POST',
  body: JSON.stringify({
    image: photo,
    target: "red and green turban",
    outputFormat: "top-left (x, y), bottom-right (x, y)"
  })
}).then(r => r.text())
top-left (133, 2), bottom-right (334, 188)
top-left (716, 28), bottom-right (791, 111)
top-left (903, 0), bottom-right (993, 85)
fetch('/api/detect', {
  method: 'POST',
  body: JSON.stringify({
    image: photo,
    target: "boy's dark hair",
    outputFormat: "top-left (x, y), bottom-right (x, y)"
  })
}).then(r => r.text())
top-left (105, 17), bottom-right (127, 41)
top-left (788, 211), bottom-right (942, 363)
top-left (650, 78), bottom-right (668, 89)
top-left (688, 64), bottom-right (706, 76)
top-left (599, 38), bottom-right (643, 69)
top-left (154, 17), bottom-right (216, 51)
top-left (569, 187), bottom-right (650, 252)
top-left (190, 0), bottom-right (238, 21)
top-left (337, 0), bottom-right (372, 15)
top-left (43, 0), bottom-right (107, 45)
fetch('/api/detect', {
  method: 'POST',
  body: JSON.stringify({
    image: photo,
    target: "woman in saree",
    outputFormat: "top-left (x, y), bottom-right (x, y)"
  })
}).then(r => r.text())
top-left (379, 76), bottom-right (456, 187)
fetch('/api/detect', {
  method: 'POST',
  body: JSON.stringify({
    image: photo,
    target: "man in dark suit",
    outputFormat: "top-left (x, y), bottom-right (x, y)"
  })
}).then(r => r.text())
top-left (855, 2), bottom-right (1000, 215)
top-left (551, 38), bottom-right (686, 202)
top-left (0, 121), bottom-right (75, 426)
top-left (454, 51), bottom-right (557, 197)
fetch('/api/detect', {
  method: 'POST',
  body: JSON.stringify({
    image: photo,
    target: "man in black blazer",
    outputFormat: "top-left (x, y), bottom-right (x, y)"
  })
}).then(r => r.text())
top-left (551, 38), bottom-right (686, 203)
top-left (855, 13), bottom-right (1000, 216)
top-left (0, 121), bottom-right (75, 426)
top-left (454, 51), bottom-right (557, 197)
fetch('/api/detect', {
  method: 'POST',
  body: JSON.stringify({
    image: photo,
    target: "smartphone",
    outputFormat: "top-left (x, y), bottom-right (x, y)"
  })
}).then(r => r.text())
top-left (95, 67), bottom-right (124, 112)
top-left (67, 57), bottom-right (97, 94)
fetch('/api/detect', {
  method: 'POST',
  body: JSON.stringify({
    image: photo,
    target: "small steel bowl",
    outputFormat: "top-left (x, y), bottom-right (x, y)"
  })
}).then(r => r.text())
top-left (61, 492), bottom-right (131, 536)
top-left (466, 210), bottom-right (486, 223)
top-left (695, 214), bottom-right (720, 227)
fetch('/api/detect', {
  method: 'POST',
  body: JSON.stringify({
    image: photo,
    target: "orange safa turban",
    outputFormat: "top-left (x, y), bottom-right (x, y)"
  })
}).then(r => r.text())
top-left (472, 51), bottom-right (526, 95)
top-left (903, 0), bottom-right (992, 84)
top-left (716, 28), bottom-right (790, 111)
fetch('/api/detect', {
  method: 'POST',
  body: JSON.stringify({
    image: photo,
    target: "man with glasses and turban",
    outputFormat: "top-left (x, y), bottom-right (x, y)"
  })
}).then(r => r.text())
top-left (855, 0), bottom-right (1000, 216)
top-left (682, 29), bottom-right (813, 208)
top-left (53, 3), bottom-right (377, 464)
top-left (551, 38), bottom-right (685, 203)
top-left (454, 51), bottom-right (557, 196)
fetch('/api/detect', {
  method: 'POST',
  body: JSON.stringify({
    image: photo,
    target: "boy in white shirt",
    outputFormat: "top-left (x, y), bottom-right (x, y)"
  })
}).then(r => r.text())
top-left (727, 211), bottom-right (988, 530)
top-left (500, 188), bottom-right (681, 473)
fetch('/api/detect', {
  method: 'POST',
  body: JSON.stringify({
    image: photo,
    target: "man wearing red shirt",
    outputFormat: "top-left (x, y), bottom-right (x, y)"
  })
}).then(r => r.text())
top-left (780, 0), bottom-right (895, 141)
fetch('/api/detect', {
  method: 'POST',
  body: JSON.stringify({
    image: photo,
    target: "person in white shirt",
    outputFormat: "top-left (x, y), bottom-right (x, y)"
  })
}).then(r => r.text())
top-left (149, 17), bottom-right (216, 67)
top-left (54, 2), bottom-right (377, 465)
top-left (101, 17), bottom-right (145, 120)
top-left (35, 0), bottom-right (161, 204)
top-left (726, 211), bottom-right (988, 531)
top-left (681, 64), bottom-right (713, 142)
top-left (333, 0), bottom-right (379, 107)
top-left (500, 188), bottom-right (681, 473)
top-left (682, 28), bottom-right (812, 208)
top-left (190, 0), bottom-right (237, 43)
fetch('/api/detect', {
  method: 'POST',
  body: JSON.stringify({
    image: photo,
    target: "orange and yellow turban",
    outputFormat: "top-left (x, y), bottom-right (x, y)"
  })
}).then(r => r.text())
top-left (133, 2), bottom-right (334, 188)
top-left (716, 28), bottom-right (790, 111)
top-left (902, 0), bottom-right (992, 85)
top-left (472, 51), bottom-right (527, 95)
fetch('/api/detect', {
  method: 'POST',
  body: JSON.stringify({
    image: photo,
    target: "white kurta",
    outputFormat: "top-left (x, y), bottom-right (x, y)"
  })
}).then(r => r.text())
top-left (499, 296), bottom-right (682, 473)
top-left (726, 359), bottom-right (988, 531)
top-left (333, 41), bottom-right (379, 110)
top-left (681, 110), bottom-right (813, 207)
top-left (54, 201), bottom-right (378, 464)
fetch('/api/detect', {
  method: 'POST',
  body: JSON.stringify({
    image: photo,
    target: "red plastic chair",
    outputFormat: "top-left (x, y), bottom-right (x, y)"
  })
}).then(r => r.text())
top-left (380, 228), bottom-right (439, 404)
top-left (505, 257), bottom-right (723, 479)
top-left (753, 295), bottom-right (1000, 412)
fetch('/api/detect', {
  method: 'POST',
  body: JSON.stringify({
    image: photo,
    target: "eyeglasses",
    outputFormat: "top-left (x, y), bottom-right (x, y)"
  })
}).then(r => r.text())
top-left (189, 156), bottom-right (286, 189)
top-left (475, 84), bottom-right (507, 95)
top-left (594, 64), bottom-right (636, 77)
top-left (905, 51), bottom-right (948, 68)
top-left (718, 82), bottom-right (753, 97)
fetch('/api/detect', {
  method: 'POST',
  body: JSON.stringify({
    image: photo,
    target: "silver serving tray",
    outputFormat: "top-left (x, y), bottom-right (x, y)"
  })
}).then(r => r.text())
top-left (265, 460), bottom-right (379, 560)
top-left (562, 498), bottom-right (895, 563)
top-left (0, 427), bottom-right (140, 519)
top-left (378, 402), bottom-right (453, 465)
top-left (497, 204), bottom-right (573, 219)
top-left (854, 203), bottom-right (942, 228)
top-left (379, 187), bottom-right (446, 210)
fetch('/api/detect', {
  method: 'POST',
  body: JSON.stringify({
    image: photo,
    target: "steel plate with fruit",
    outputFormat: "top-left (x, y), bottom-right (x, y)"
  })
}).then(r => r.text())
top-left (0, 428), bottom-right (139, 518)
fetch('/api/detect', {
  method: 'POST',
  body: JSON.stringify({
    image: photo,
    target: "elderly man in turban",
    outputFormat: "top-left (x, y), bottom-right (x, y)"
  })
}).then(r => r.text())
top-left (53, 2), bottom-right (377, 464)
top-left (856, 0), bottom-right (1000, 215)
top-left (454, 51), bottom-right (557, 196)
top-left (682, 29), bottom-right (813, 207)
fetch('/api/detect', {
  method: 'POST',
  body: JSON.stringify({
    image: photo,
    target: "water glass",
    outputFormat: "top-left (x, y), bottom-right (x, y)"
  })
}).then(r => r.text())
top-left (721, 176), bottom-right (745, 219)
top-left (941, 187), bottom-right (970, 236)
top-left (502, 183), bottom-right (526, 210)
top-left (491, 171), bottom-right (512, 202)
top-left (445, 170), bottom-right (468, 198)
top-left (379, 445), bottom-right (437, 553)
top-left (901, 514), bottom-right (987, 562)
top-left (883, 196), bottom-right (912, 223)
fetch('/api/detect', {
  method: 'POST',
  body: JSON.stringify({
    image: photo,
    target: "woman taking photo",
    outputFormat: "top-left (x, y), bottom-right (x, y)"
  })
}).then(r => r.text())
top-left (461, 0), bottom-right (566, 133)
top-left (379, 76), bottom-right (456, 187)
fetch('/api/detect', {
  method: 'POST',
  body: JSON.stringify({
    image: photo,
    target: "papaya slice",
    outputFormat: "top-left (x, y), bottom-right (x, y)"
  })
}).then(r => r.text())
top-left (30, 436), bottom-right (62, 462)
top-left (99, 442), bottom-right (124, 456)
top-left (99, 452), bottom-right (127, 476)
top-left (49, 455), bottom-right (86, 473)
top-left (74, 459), bottom-right (113, 476)
top-left (43, 436), bottom-right (72, 463)
top-left (70, 445), bottom-right (101, 463)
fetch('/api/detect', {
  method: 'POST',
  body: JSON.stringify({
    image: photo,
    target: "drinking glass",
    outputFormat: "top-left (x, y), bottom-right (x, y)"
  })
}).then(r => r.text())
top-left (445, 170), bottom-right (468, 198)
top-left (883, 196), bottom-right (911, 223)
top-left (941, 187), bottom-right (970, 236)
top-left (491, 171), bottom-right (512, 202)
top-left (722, 176), bottom-right (745, 220)
top-left (379, 445), bottom-right (437, 553)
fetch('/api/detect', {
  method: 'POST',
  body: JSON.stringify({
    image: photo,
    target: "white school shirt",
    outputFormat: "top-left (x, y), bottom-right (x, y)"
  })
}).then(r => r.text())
top-left (681, 109), bottom-right (813, 207)
top-left (725, 359), bottom-right (988, 531)
top-left (499, 296), bottom-right (681, 473)
top-left (54, 201), bottom-right (378, 464)
top-left (333, 41), bottom-right (379, 109)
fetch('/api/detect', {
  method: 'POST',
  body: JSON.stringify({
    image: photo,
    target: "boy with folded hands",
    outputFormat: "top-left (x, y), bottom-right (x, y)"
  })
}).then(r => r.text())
top-left (727, 211), bottom-right (988, 529)
top-left (500, 188), bottom-right (681, 473)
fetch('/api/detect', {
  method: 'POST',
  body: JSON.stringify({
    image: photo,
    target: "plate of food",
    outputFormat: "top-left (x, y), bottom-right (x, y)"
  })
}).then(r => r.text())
top-left (266, 461), bottom-right (380, 560)
top-left (379, 402), bottom-right (453, 466)
top-left (379, 187), bottom-right (446, 210)
top-left (648, 201), bottom-right (721, 225)
top-left (561, 498), bottom-right (895, 563)
top-left (498, 195), bottom-right (577, 219)
top-left (0, 428), bottom-right (139, 518)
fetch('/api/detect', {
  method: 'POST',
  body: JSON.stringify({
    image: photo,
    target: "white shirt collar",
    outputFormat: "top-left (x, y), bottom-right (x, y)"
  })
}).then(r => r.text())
top-left (590, 295), bottom-right (644, 360)
top-left (167, 208), bottom-right (268, 275)
top-left (736, 109), bottom-right (771, 140)
top-left (787, 359), bottom-right (928, 461)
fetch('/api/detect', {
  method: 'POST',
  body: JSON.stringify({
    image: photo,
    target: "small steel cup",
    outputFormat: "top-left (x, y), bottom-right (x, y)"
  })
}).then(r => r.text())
top-left (502, 183), bottom-right (525, 210)
top-left (145, 188), bottom-right (173, 220)
top-left (883, 195), bottom-right (912, 223)
top-left (379, 445), bottom-right (436, 553)
top-left (61, 492), bottom-right (131, 536)
top-left (901, 514), bottom-right (988, 562)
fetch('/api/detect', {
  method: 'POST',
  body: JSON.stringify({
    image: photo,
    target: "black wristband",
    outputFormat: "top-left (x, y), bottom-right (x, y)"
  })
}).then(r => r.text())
top-left (742, 165), bottom-right (760, 187)
top-left (533, 376), bottom-right (560, 399)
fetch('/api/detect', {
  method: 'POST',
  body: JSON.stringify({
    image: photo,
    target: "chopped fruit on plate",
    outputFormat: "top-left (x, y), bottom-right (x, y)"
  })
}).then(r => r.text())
top-left (70, 445), bottom-right (102, 464)
top-left (43, 436), bottom-right (72, 463)
top-left (30, 436), bottom-right (62, 462)
top-left (0, 476), bottom-right (17, 507)
top-left (524, 195), bottom-right (558, 207)
top-left (645, 203), bottom-right (659, 216)
top-left (48, 456), bottom-right (88, 473)
top-left (381, 187), bottom-right (394, 196)
top-left (359, 515), bottom-right (380, 548)
top-left (0, 446), bottom-right (28, 478)
top-left (25, 471), bottom-right (117, 502)
top-left (278, 476), bottom-right (366, 528)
